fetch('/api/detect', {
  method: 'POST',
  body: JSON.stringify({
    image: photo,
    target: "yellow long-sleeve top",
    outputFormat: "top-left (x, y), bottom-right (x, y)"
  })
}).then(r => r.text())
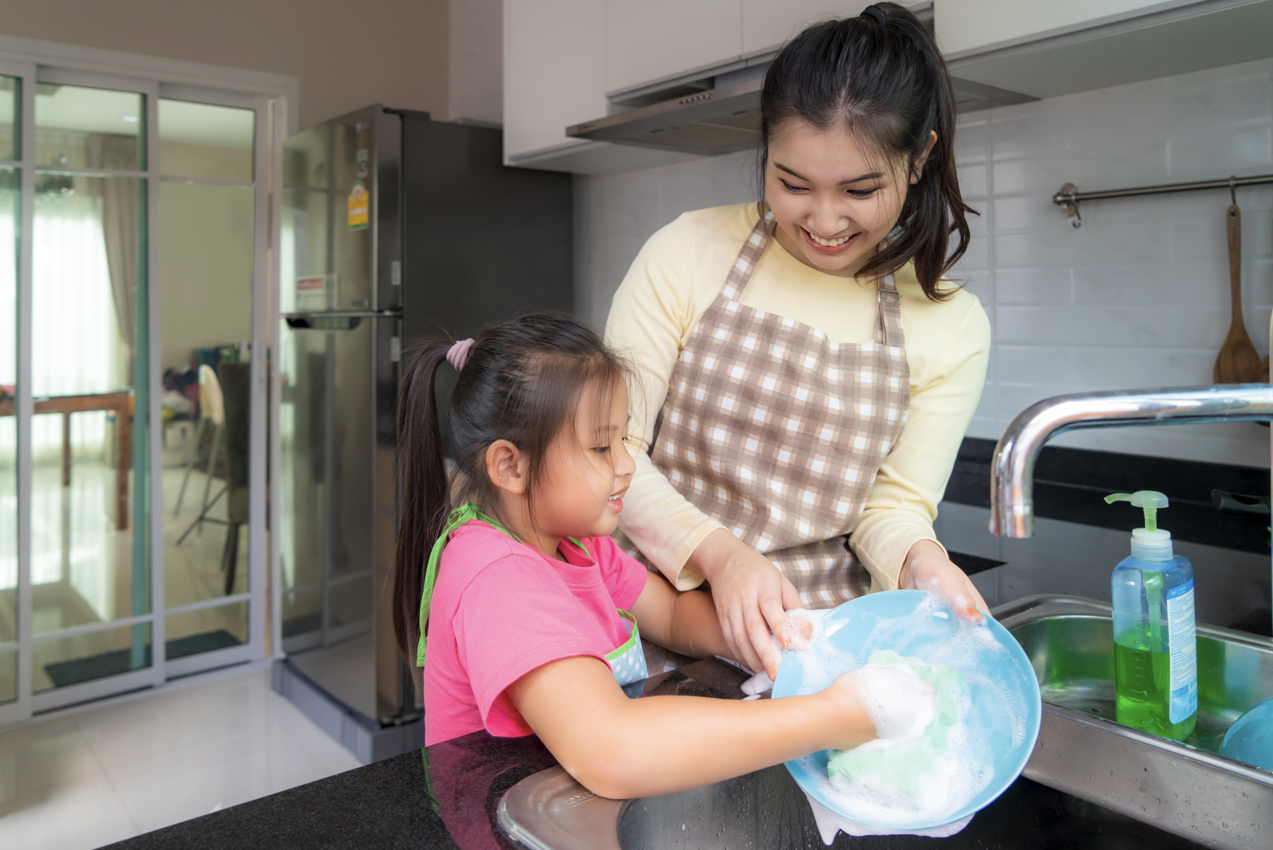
top-left (605, 203), bottom-right (991, 594)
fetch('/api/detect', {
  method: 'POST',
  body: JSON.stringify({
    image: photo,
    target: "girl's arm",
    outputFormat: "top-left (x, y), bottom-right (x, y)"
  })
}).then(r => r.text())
top-left (627, 571), bottom-right (732, 660)
top-left (507, 655), bottom-right (874, 800)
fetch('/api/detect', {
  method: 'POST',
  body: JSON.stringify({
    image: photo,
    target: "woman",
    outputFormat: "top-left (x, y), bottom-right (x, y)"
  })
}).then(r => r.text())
top-left (606, 4), bottom-right (992, 679)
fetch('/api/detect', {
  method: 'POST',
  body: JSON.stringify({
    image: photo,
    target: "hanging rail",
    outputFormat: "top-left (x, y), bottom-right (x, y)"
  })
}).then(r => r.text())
top-left (1053, 173), bottom-right (1273, 228)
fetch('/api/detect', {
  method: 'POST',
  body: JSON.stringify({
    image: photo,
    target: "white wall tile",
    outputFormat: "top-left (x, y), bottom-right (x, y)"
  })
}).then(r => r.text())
top-left (577, 57), bottom-right (1273, 468)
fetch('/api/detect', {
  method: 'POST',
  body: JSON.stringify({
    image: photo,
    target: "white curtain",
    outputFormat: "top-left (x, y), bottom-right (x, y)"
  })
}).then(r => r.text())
top-left (30, 194), bottom-right (120, 464)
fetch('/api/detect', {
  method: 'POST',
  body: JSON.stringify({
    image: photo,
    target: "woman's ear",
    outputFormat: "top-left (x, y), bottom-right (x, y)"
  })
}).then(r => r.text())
top-left (910, 130), bottom-right (938, 184)
top-left (485, 440), bottom-right (529, 496)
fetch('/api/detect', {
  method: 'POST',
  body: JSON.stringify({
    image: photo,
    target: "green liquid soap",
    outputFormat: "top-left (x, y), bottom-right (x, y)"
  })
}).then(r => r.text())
top-left (1114, 626), bottom-right (1196, 742)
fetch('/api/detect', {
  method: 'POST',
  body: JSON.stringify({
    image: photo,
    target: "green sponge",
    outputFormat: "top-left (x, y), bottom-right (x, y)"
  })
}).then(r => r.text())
top-left (827, 651), bottom-right (966, 802)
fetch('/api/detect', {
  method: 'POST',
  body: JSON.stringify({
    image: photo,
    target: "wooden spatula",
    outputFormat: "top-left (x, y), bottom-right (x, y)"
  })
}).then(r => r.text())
top-left (1214, 203), bottom-right (1262, 383)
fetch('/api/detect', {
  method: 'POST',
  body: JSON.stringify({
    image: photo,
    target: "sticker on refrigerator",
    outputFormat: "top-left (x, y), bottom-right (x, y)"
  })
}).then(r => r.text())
top-left (356, 148), bottom-right (369, 178)
top-left (348, 181), bottom-right (369, 230)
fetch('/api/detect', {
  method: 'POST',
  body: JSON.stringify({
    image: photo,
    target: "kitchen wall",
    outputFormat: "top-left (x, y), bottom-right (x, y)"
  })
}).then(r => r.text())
top-left (575, 57), bottom-right (1273, 469)
top-left (448, 0), bottom-right (502, 125)
top-left (0, 0), bottom-right (449, 130)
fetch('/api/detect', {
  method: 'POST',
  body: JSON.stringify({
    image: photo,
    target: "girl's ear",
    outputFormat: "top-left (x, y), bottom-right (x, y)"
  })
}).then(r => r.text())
top-left (910, 131), bottom-right (938, 184)
top-left (485, 439), bottom-right (530, 496)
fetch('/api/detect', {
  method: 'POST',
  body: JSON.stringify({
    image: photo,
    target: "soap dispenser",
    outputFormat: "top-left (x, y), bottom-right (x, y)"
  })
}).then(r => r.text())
top-left (1106, 491), bottom-right (1197, 741)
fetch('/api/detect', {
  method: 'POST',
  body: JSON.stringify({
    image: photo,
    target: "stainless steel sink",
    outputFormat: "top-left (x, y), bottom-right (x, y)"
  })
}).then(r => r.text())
top-left (499, 596), bottom-right (1273, 850)
top-left (1000, 594), bottom-right (1273, 850)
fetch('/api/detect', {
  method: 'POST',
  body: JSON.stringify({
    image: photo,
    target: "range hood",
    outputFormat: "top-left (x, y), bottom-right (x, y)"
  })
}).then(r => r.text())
top-left (566, 74), bottom-right (1036, 156)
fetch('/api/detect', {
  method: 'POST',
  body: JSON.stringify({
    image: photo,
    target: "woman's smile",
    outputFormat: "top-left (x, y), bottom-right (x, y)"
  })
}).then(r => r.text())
top-left (801, 226), bottom-right (860, 254)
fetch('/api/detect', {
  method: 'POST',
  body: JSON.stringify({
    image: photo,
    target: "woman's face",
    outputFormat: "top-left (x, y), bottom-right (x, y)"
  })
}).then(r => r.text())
top-left (764, 120), bottom-right (931, 279)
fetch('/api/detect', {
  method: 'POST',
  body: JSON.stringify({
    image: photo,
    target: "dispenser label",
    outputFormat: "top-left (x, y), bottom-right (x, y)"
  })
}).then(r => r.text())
top-left (1165, 579), bottom-right (1197, 724)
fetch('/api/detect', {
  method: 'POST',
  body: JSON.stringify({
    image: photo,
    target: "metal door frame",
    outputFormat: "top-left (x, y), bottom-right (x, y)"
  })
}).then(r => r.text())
top-left (0, 46), bottom-right (291, 725)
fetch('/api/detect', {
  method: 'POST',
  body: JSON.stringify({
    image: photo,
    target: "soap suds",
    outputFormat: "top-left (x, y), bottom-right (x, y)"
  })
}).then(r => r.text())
top-left (787, 592), bottom-right (1029, 839)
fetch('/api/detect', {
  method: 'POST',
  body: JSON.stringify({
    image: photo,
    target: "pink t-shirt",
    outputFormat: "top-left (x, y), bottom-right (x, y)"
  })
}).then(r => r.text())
top-left (422, 521), bottom-right (648, 746)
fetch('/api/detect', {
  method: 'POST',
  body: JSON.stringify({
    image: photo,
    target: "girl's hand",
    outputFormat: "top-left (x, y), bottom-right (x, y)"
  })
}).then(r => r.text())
top-left (688, 529), bottom-right (802, 679)
top-left (898, 539), bottom-right (989, 622)
top-left (818, 665), bottom-right (936, 751)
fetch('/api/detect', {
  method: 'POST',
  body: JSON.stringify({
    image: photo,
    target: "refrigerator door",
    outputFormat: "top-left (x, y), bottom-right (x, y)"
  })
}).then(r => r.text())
top-left (280, 106), bottom-right (406, 724)
top-left (283, 106), bottom-right (401, 314)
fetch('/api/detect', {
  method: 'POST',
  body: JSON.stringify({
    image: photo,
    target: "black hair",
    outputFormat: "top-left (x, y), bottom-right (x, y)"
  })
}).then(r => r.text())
top-left (758, 3), bottom-right (976, 301)
top-left (392, 312), bottom-right (630, 663)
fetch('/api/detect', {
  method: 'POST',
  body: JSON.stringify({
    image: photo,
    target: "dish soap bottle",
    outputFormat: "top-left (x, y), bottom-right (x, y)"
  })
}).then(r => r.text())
top-left (1106, 491), bottom-right (1197, 741)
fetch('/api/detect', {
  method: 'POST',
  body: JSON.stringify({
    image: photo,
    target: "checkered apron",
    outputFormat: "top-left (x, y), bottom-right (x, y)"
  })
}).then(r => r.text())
top-left (618, 206), bottom-right (911, 607)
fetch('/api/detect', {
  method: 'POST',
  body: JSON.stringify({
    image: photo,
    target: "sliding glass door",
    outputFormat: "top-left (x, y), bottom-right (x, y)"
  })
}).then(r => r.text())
top-left (0, 61), bottom-right (274, 723)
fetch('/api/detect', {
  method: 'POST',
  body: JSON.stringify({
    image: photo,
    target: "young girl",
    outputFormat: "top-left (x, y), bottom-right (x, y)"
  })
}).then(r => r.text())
top-left (393, 313), bottom-right (927, 799)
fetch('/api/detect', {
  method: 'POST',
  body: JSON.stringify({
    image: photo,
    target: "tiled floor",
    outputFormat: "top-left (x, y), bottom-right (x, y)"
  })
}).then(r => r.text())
top-left (0, 667), bottom-right (362, 849)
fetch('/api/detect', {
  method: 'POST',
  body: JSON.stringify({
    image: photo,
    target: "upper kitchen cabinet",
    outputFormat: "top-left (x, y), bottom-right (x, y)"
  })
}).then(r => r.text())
top-left (606, 0), bottom-right (741, 97)
top-left (503, 0), bottom-right (705, 174)
top-left (936, 0), bottom-right (1273, 99)
top-left (741, 1), bottom-right (870, 58)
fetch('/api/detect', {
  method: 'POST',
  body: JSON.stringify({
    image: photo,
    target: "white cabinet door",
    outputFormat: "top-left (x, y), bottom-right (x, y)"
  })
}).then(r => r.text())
top-left (934, 0), bottom-right (1196, 57)
top-left (741, 1), bottom-right (869, 57)
top-left (504, 0), bottom-right (607, 162)
top-left (606, 0), bottom-right (743, 95)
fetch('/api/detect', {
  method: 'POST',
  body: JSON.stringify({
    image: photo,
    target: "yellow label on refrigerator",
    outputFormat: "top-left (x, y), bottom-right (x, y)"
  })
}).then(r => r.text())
top-left (347, 181), bottom-right (369, 230)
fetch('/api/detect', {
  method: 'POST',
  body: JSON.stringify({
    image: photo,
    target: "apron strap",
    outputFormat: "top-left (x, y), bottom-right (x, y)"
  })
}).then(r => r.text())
top-left (417, 503), bottom-right (518, 665)
top-left (874, 273), bottom-right (905, 347)
top-left (719, 203), bottom-right (777, 304)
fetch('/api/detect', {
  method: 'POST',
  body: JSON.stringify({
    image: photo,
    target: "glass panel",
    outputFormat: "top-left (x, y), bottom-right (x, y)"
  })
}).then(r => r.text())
top-left (35, 84), bottom-right (143, 171)
top-left (0, 77), bottom-right (16, 161)
top-left (0, 650), bottom-right (13, 704)
top-left (158, 100), bottom-right (254, 183)
top-left (159, 181), bottom-right (253, 609)
top-left (31, 174), bottom-right (149, 638)
top-left (164, 601), bottom-right (246, 660)
top-left (32, 622), bottom-right (150, 693)
top-left (0, 169), bottom-right (17, 647)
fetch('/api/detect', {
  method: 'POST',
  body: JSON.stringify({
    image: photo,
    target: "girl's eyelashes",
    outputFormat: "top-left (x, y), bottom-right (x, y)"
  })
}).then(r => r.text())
top-left (779, 179), bottom-right (808, 194)
top-left (847, 187), bottom-right (878, 199)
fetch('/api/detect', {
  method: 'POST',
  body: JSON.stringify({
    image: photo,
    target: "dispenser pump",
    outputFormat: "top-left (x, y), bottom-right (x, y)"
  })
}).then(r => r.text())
top-left (1105, 490), bottom-right (1173, 561)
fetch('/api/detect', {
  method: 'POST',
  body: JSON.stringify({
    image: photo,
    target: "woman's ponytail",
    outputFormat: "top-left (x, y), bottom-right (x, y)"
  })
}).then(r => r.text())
top-left (393, 341), bottom-right (451, 662)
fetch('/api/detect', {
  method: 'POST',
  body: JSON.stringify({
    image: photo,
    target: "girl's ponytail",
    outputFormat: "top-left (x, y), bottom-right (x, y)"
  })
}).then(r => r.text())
top-left (393, 341), bottom-right (451, 662)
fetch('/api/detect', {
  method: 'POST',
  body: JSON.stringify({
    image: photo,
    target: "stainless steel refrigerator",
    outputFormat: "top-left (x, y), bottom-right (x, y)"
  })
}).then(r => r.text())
top-left (274, 106), bottom-right (572, 761)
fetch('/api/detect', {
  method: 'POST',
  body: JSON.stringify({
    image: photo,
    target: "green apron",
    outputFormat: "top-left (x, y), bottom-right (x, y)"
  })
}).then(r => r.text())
top-left (418, 503), bottom-right (649, 688)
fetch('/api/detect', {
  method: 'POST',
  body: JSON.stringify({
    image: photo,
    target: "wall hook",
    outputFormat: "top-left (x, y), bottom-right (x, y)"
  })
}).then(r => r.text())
top-left (1054, 183), bottom-right (1082, 228)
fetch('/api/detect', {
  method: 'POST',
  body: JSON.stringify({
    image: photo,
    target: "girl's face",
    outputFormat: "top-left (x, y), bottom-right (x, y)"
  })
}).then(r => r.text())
top-left (533, 378), bottom-right (635, 548)
top-left (765, 120), bottom-right (930, 279)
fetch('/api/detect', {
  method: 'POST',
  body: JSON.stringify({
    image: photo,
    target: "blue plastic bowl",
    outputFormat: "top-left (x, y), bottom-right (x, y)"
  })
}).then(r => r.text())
top-left (772, 590), bottom-right (1042, 831)
top-left (1220, 697), bottom-right (1273, 772)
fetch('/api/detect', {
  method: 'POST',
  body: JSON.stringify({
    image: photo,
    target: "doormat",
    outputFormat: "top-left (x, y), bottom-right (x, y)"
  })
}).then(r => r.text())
top-left (43, 629), bottom-right (244, 688)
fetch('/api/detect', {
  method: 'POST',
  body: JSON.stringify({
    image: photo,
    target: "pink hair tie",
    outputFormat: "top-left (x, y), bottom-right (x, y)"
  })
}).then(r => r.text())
top-left (446, 338), bottom-right (476, 372)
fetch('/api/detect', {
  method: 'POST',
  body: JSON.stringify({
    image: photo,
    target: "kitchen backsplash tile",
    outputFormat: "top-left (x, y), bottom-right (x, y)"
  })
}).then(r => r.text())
top-left (575, 57), bottom-right (1273, 468)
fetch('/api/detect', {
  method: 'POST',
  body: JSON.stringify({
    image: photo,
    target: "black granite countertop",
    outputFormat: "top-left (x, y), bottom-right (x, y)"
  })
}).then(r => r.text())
top-left (103, 660), bottom-right (1209, 850)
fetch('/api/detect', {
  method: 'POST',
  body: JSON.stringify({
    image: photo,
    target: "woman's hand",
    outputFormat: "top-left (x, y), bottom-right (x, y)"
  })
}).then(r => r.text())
top-left (687, 528), bottom-right (802, 679)
top-left (898, 539), bottom-right (989, 622)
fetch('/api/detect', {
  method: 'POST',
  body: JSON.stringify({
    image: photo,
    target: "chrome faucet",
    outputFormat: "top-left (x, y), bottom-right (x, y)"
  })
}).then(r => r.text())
top-left (990, 384), bottom-right (1273, 537)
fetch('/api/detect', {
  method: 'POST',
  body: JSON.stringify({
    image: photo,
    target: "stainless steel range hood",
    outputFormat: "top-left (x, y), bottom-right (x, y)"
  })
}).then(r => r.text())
top-left (566, 73), bottom-right (1037, 156)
